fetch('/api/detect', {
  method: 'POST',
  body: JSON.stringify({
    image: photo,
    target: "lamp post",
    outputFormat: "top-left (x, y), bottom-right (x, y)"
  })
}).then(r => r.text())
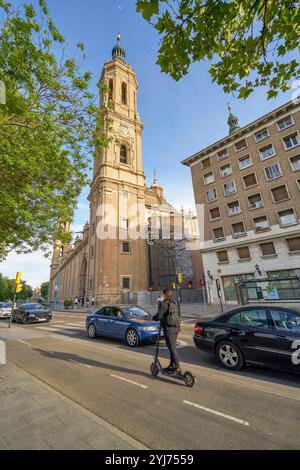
top-left (53, 257), bottom-right (62, 310)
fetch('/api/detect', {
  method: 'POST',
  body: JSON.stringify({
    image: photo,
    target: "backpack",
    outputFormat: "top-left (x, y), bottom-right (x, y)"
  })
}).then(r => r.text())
top-left (164, 300), bottom-right (180, 327)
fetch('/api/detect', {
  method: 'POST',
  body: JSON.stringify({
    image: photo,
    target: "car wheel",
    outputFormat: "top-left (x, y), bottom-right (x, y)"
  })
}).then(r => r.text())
top-left (22, 315), bottom-right (28, 325)
top-left (125, 328), bottom-right (139, 347)
top-left (216, 340), bottom-right (244, 371)
top-left (87, 323), bottom-right (97, 339)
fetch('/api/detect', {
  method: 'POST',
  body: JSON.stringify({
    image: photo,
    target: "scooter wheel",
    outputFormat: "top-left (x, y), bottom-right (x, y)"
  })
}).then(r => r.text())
top-left (184, 371), bottom-right (195, 388)
top-left (150, 362), bottom-right (159, 377)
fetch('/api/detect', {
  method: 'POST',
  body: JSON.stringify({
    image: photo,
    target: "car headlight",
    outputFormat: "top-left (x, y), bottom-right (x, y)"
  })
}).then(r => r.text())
top-left (142, 326), bottom-right (157, 331)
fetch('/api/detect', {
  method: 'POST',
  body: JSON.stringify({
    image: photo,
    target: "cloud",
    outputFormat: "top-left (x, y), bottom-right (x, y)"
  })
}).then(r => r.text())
top-left (0, 251), bottom-right (51, 288)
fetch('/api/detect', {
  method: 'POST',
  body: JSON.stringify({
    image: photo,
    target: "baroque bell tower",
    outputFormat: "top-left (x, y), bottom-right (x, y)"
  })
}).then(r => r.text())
top-left (87, 35), bottom-right (149, 303)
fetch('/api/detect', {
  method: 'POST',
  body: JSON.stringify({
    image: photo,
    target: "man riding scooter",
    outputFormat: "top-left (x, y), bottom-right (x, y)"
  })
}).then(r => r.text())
top-left (153, 288), bottom-right (181, 374)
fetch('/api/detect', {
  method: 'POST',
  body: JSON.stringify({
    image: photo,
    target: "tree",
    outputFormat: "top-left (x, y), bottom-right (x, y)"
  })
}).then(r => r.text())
top-left (0, 0), bottom-right (109, 260)
top-left (0, 273), bottom-right (33, 300)
top-left (40, 281), bottom-right (49, 300)
top-left (136, 0), bottom-right (300, 99)
top-left (0, 274), bottom-right (12, 300)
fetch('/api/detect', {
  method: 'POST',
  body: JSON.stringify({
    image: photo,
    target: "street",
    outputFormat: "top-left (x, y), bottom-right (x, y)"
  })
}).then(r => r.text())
top-left (0, 310), bottom-right (299, 450)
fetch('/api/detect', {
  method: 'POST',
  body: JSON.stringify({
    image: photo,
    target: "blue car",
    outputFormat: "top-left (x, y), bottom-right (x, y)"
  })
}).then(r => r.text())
top-left (86, 305), bottom-right (162, 347)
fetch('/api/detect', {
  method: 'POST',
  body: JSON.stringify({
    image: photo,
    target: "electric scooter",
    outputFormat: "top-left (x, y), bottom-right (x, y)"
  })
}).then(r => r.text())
top-left (150, 327), bottom-right (196, 387)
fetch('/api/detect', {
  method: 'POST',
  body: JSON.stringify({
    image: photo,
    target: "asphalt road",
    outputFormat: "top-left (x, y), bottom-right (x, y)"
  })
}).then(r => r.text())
top-left (2, 311), bottom-right (300, 450)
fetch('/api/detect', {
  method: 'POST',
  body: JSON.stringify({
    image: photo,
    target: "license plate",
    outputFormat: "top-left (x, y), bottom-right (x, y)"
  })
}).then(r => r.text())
top-left (37, 318), bottom-right (47, 322)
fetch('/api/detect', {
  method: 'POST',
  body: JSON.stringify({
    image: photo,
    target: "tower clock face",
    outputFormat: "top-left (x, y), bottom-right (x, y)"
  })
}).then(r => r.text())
top-left (119, 125), bottom-right (130, 136)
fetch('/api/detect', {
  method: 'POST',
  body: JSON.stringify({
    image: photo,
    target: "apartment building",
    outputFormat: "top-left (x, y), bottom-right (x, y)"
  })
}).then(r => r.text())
top-left (182, 100), bottom-right (300, 304)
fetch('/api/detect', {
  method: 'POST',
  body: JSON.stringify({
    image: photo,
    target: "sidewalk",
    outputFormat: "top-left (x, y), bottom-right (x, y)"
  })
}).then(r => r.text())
top-left (0, 362), bottom-right (147, 450)
top-left (53, 303), bottom-right (228, 317)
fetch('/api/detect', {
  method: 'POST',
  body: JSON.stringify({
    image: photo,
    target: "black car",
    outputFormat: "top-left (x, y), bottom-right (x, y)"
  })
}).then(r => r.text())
top-left (12, 303), bottom-right (52, 324)
top-left (194, 305), bottom-right (300, 374)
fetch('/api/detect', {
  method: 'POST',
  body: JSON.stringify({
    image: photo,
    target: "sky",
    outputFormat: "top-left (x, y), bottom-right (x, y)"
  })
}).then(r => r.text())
top-left (0, 0), bottom-right (297, 287)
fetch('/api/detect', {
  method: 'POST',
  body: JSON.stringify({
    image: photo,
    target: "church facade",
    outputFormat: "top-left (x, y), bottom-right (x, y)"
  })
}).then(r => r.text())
top-left (48, 37), bottom-right (201, 306)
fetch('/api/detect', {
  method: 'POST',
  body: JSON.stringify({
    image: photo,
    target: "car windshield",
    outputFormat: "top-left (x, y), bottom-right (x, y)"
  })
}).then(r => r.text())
top-left (23, 304), bottom-right (44, 310)
top-left (122, 307), bottom-right (151, 320)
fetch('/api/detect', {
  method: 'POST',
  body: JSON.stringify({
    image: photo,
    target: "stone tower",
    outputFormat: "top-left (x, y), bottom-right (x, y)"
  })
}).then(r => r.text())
top-left (87, 35), bottom-right (149, 303)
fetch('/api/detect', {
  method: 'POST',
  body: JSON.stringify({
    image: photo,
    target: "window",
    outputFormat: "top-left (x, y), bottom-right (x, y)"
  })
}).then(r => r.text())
top-left (248, 193), bottom-right (264, 210)
top-left (253, 216), bottom-right (270, 232)
top-left (232, 222), bottom-right (246, 238)
top-left (238, 155), bottom-right (252, 170)
top-left (203, 171), bottom-right (214, 185)
top-left (213, 227), bottom-right (225, 242)
top-left (235, 139), bottom-right (247, 152)
top-left (121, 217), bottom-right (129, 230)
top-left (243, 173), bottom-right (257, 188)
top-left (209, 207), bottom-right (221, 220)
top-left (240, 309), bottom-right (268, 328)
top-left (290, 154), bottom-right (300, 171)
top-left (122, 242), bottom-right (130, 253)
top-left (217, 250), bottom-right (228, 263)
top-left (224, 181), bottom-right (236, 196)
top-left (237, 246), bottom-right (251, 260)
top-left (278, 209), bottom-right (297, 227)
top-left (259, 144), bottom-right (276, 160)
top-left (206, 188), bottom-right (218, 202)
top-left (121, 82), bottom-right (127, 105)
top-left (202, 157), bottom-right (211, 169)
top-left (283, 133), bottom-right (300, 150)
top-left (108, 79), bottom-right (113, 100)
top-left (271, 185), bottom-right (289, 203)
top-left (122, 277), bottom-right (130, 289)
top-left (270, 309), bottom-right (300, 332)
top-left (227, 201), bottom-right (241, 215)
top-left (255, 128), bottom-right (269, 142)
top-left (217, 149), bottom-right (229, 161)
top-left (227, 312), bottom-right (242, 325)
top-left (219, 163), bottom-right (233, 178)
top-left (90, 245), bottom-right (94, 258)
top-left (264, 163), bottom-right (282, 181)
top-left (260, 242), bottom-right (276, 256)
top-left (277, 115), bottom-right (293, 131)
top-left (120, 145), bottom-right (128, 164)
top-left (287, 237), bottom-right (300, 252)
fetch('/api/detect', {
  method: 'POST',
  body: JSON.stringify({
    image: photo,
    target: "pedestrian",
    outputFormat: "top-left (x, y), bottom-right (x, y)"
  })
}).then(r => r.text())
top-left (156, 292), bottom-right (164, 308)
top-left (81, 297), bottom-right (84, 307)
top-left (86, 297), bottom-right (89, 308)
top-left (153, 288), bottom-right (181, 374)
top-left (74, 297), bottom-right (78, 308)
top-left (91, 296), bottom-right (95, 307)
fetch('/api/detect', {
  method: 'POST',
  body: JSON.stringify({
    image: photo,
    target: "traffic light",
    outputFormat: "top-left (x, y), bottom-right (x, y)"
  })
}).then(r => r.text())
top-left (172, 282), bottom-right (176, 290)
top-left (177, 272), bottom-right (183, 284)
top-left (15, 272), bottom-right (22, 293)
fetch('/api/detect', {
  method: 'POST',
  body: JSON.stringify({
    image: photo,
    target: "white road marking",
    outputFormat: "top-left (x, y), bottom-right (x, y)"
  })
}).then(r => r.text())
top-left (68, 358), bottom-right (92, 368)
top-left (149, 339), bottom-right (188, 350)
top-left (37, 326), bottom-right (77, 335)
top-left (66, 323), bottom-right (85, 327)
top-left (110, 374), bottom-right (148, 389)
top-left (17, 340), bottom-right (31, 346)
top-left (183, 400), bottom-right (250, 426)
